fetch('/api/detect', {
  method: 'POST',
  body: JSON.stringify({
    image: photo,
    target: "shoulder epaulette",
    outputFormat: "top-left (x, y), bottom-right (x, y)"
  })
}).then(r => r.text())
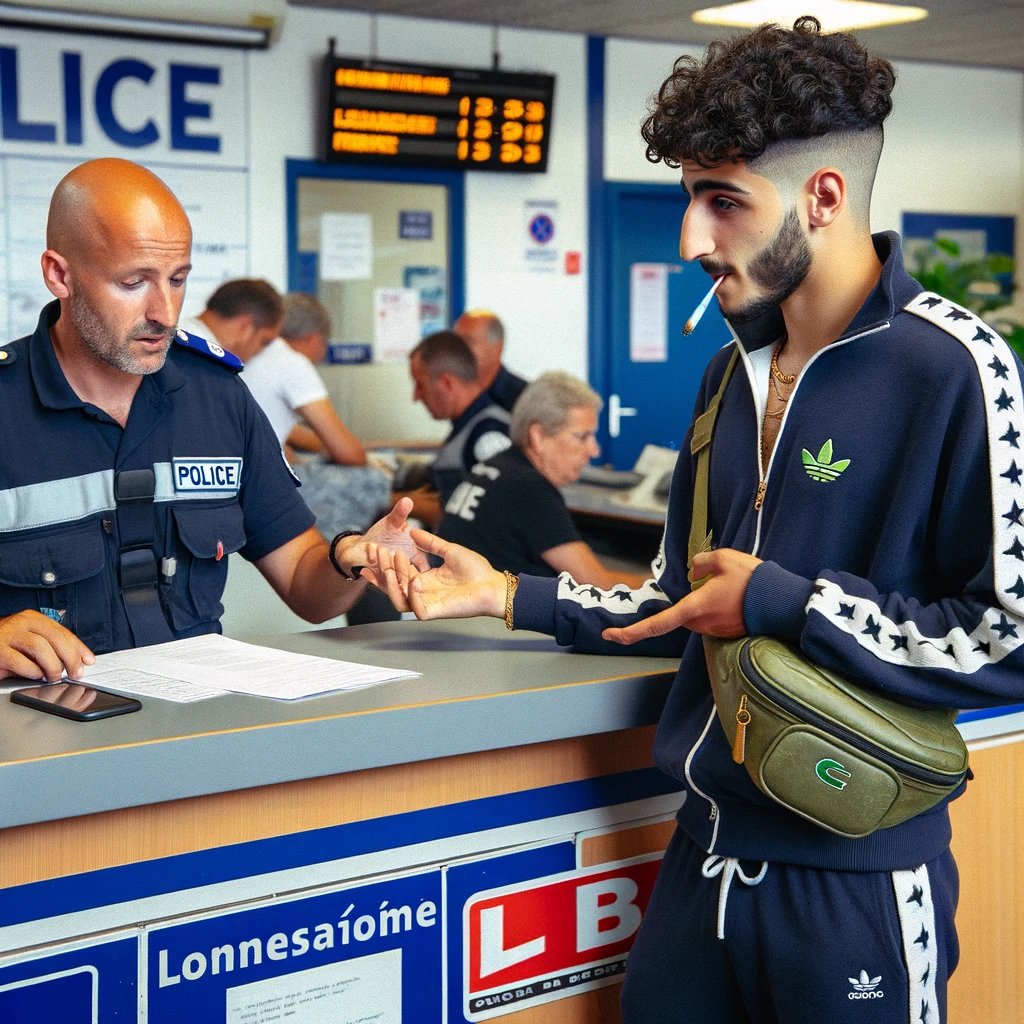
top-left (0, 346), bottom-right (17, 367)
top-left (173, 328), bottom-right (243, 372)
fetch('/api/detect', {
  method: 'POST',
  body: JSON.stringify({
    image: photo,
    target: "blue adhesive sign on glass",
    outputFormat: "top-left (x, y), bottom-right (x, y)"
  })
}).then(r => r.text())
top-left (399, 210), bottom-right (433, 240)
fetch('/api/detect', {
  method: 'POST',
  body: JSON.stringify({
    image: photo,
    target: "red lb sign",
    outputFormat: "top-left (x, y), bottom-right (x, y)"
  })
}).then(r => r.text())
top-left (463, 855), bottom-right (662, 1019)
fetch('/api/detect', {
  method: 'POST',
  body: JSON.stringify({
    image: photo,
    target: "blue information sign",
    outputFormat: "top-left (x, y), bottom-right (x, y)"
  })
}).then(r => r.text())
top-left (148, 870), bottom-right (442, 1023)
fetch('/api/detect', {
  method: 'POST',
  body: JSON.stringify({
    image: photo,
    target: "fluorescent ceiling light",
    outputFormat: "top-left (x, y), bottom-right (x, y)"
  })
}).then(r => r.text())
top-left (692, 0), bottom-right (929, 31)
top-left (0, 2), bottom-right (273, 47)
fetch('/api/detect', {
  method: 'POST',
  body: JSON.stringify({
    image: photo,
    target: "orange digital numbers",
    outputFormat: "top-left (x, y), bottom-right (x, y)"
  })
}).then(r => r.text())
top-left (326, 57), bottom-right (552, 171)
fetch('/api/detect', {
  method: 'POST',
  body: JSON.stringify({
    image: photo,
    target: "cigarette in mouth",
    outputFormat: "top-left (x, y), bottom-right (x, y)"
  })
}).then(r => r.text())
top-left (682, 276), bottom-right (725, 335)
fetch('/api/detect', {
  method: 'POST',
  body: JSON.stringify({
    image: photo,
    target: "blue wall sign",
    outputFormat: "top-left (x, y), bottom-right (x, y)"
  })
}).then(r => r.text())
top-left (148, 870), bottom-right (443, 1023)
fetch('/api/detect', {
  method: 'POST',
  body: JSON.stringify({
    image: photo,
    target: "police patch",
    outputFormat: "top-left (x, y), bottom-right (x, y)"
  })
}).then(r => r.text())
top-left (173, 458), bottom-right (243, 493)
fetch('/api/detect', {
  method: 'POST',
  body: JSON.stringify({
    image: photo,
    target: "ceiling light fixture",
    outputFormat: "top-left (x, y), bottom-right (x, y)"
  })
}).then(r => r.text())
top-left (0, 0), bottom-right (283, 48)
top-left (692, 0), bottom-right (928, 32)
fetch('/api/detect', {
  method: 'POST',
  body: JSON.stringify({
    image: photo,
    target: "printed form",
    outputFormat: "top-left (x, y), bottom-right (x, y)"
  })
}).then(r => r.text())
top-left (84, 634), bottom-right (419, 702)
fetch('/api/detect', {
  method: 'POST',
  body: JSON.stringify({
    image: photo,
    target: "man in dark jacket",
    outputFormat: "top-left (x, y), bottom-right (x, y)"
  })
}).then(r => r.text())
top-left (383, 18), bottom-right (1023, 1024)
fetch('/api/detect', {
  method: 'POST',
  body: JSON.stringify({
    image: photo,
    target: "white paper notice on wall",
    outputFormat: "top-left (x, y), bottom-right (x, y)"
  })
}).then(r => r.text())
top-left (374, 287), bottom-right (421, 362)
top-left (320, 212), bottom-right (373, 281)
top-left (629, 263), bottom-right (668, 362)
top-left (226, 949), bottom-right (401, 1024)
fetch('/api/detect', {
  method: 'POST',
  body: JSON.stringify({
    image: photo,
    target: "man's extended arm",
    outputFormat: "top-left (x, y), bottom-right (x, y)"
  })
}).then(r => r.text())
top-left (291, 398), bottom-right (367, 466)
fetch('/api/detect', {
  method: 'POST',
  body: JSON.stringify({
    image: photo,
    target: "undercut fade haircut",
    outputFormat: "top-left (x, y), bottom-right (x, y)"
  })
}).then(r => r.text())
top-left (641, 16), bottom-right (896, 169)
top-left (205, 278), bottom-right (283, 330)
top-left (411, 330), bottom-right (478, 382)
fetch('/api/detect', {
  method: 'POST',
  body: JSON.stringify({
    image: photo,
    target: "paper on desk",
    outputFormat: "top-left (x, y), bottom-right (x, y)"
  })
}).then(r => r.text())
top-left (87, 634), bottom-right (419, 701)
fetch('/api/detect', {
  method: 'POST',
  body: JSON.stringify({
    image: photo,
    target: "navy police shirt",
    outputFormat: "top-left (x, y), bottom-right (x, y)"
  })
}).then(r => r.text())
top-left (0, 302), bottom-right (315, 653)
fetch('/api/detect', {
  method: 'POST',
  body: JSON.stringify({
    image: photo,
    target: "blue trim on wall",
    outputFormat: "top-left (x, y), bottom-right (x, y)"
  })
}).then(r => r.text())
top-left (958, 703), bottom-right (1024, 723)
top-left (284, 158), bottom-right (465, 320)
top-left (1, 768), bottom-right (680, 930)
top-left (586, 35), bottom-right (606, 405)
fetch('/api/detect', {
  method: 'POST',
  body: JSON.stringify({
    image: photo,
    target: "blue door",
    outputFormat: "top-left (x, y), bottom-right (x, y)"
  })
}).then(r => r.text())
top-left (600, 183), bottom-right (731, 469)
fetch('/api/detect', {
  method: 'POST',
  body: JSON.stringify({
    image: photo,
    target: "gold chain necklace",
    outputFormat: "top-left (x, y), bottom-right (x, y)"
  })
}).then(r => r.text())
top-left (764, 338), bottom-right (794, 420)
top-left (770, 340), bottom-right (796, 385)
top-left (762, 335), bottom-right (795, 468)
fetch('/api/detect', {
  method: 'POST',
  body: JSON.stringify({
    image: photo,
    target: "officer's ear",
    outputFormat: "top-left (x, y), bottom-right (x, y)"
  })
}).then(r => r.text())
top-left (41, 249), bottom-right (72, 299)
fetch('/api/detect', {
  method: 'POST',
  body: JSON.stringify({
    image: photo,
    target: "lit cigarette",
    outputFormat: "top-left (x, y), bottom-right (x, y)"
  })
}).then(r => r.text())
top-left (682, 276), bottom-right (725, 335)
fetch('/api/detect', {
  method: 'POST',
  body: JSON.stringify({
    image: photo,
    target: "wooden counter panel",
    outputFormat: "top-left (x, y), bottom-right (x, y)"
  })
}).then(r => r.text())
top-left (948, 736), bottom-right (1024, 1022)
top-left (0, 726), bottom-right (658, 889)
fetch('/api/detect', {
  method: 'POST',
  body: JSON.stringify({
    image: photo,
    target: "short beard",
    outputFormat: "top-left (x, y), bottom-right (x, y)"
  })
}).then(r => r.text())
top-left (70, 296), bottom-right (173, 375)
top-left (727, 208), bottom-right (812, 324)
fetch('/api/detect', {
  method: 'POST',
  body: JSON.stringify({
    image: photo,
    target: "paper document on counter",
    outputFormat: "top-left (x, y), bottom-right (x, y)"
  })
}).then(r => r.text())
top-left (86, 634), bottom-right (419, 701)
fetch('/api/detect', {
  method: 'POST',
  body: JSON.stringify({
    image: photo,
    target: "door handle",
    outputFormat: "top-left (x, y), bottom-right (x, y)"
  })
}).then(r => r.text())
top-left (609, 394), bottom-right (638, 438)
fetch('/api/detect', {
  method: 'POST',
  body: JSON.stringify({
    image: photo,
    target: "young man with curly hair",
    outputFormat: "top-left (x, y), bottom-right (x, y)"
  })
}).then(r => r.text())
top-left (384, 17), bottom-right (1024, 1022)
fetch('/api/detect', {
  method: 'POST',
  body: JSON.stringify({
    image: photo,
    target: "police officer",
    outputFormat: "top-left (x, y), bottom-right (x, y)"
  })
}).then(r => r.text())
top-left (0, 158), bottom-right (422, 682)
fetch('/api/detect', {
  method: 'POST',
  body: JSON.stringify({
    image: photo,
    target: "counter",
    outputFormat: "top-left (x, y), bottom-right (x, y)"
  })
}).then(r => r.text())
top-left (0, 617), bottom-right (1020, 1022)
top-left (0, 618), bottom-right (682, 1023)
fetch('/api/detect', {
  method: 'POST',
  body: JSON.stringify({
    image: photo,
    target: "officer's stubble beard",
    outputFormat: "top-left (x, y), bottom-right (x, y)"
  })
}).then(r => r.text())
top-left (68, 289), bottom-right (176, 376)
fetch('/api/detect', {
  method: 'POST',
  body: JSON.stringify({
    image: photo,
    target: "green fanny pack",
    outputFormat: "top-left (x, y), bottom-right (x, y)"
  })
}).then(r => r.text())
top-left (689, 348), bottom-right (968, 839)
top-left (704, 635), bottom-right (969, 838)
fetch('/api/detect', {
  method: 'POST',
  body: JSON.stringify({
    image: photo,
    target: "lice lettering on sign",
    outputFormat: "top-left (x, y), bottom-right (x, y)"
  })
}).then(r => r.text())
top-left (0, 45), bottom-right (222, 152)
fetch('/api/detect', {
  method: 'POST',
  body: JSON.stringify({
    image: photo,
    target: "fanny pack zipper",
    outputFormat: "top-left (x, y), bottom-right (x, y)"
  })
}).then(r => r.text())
top-left (738, 642), bottom-right (965, 788)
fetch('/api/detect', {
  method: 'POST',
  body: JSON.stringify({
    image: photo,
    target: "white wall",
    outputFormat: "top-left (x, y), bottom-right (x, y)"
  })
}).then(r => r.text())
top-left (604, 38), bottom-right (1024, 297)
top-left (2, 12), bottom-right (1021, 367)
top-left (248, 10), bottom-right (591, 382)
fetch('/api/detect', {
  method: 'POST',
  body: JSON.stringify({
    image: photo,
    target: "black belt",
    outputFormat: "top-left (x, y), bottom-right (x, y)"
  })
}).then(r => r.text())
top-left (115, 468), bottom-right (174, 647)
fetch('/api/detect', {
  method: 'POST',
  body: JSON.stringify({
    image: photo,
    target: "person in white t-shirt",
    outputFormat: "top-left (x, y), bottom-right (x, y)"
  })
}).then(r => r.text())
top-left (242, 294), bottom-right (389, 543)
top-left (242, 293), bottom-right (366, 466)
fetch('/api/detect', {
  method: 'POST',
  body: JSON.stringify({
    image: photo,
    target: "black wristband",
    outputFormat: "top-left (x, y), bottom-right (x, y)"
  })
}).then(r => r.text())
top-left (328, 530), bottom-right (363, 580)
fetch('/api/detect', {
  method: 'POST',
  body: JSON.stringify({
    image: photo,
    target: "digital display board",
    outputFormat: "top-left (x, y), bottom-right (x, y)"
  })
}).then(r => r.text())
top-left (322, 55), bottom-right (555, 172)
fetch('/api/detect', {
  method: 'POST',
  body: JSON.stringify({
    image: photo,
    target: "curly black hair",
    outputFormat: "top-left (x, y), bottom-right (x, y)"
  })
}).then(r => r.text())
top-left (641, 16), bottom-right (896, 168)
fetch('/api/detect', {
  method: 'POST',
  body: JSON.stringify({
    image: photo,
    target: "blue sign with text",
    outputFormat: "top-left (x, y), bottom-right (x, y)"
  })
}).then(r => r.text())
top-left (148, 870), bottom-right (443, 1023)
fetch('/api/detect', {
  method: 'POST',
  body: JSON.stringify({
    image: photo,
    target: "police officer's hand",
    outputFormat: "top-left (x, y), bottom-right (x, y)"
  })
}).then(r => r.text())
top-left (336, 497), bottom-right (431, 582)
top-left (0, 611), bottom-right (95, 682)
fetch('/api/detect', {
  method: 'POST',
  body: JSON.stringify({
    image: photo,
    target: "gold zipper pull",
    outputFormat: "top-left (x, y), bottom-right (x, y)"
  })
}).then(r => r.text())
top-left (754, 480), bottom-right (767, 510)
top-left (732, 695), bottom-right (750, 764)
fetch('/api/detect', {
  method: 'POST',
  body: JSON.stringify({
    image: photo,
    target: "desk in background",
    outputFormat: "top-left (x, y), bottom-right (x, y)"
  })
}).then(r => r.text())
top-left (562, 479), bottom-right (667, 574)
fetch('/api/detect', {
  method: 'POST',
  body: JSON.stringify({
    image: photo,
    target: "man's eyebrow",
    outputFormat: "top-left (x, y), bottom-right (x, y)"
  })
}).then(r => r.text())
top-left (683, 179), bottom-right (753, 198)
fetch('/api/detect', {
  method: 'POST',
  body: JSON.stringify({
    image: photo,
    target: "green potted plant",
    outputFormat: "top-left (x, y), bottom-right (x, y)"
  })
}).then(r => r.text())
top-left (908, 236), bottom-right (1024, 359)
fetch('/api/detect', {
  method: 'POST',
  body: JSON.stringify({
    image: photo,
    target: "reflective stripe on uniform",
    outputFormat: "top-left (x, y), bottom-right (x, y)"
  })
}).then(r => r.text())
top-left (0, 459), bottom-right (243, 535)
top-left (0, 470), bottom-right (115, 534)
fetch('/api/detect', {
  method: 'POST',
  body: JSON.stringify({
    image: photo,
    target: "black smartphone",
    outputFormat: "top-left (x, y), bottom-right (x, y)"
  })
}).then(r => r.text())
top-left (11, 683), bottom-right (141, 721)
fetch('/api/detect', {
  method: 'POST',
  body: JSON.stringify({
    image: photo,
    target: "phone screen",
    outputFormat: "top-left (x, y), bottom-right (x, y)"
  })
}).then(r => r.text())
top-left (11, 683), bottom-right (141, 721)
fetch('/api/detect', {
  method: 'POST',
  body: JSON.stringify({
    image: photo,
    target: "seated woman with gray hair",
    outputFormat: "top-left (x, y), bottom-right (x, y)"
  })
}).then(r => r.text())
top-left (436, 371), bottom-right (647, 587)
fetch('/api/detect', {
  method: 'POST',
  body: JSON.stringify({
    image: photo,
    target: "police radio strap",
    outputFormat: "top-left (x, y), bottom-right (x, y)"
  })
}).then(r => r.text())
top-left (114, 468), bottom-right (175, 646)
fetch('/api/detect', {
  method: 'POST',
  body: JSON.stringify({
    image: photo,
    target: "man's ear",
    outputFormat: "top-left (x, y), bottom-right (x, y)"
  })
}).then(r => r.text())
top-left (805, 168), bottom-right (845, 228)
top-left (40, 249), bottom-right (71, 299)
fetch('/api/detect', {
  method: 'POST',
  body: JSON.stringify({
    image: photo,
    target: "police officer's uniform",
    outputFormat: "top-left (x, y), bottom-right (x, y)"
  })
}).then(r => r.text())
top-left (0, 302), bottom-right (315, 652)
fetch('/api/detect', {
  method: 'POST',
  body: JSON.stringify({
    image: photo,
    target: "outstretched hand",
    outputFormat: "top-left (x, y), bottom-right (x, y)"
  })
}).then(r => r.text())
top-left (335, 497), bottom-right (431, 591)
top-left (602, 548), bottom-right (760, 646)
top-left (369, 529), bottom-right (506, 621)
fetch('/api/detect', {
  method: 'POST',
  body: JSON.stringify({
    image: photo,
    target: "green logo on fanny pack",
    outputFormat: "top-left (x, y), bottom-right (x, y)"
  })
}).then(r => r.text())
top-left (802, 438), bottom-right (850, 483)
top-left (816, 758), bottom-right (851, 790)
